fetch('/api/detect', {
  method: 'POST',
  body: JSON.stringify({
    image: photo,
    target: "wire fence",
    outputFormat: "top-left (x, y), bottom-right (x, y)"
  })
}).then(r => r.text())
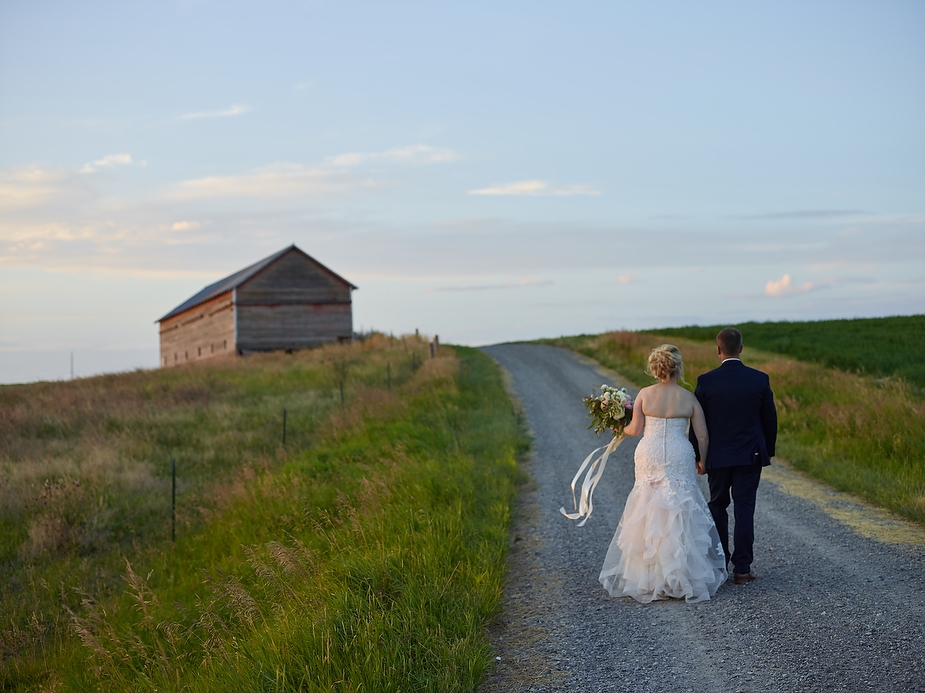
top-left (5, 338), bottom-right (443, 567)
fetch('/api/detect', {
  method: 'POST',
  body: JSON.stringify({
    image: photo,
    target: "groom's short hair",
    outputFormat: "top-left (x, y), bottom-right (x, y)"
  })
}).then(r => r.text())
top-left (717, 327), bottom-right (743, 356)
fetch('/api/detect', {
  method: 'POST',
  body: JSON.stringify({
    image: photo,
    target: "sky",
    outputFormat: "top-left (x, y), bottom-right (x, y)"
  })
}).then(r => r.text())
top-left (1, 0), bottom-right (923, 384)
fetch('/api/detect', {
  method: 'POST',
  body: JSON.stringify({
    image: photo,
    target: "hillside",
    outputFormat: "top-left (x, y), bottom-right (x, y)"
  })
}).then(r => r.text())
top-left (648, 314), bottom-right (925, 388)
top-left (1, 337), bottom-right (528, 691)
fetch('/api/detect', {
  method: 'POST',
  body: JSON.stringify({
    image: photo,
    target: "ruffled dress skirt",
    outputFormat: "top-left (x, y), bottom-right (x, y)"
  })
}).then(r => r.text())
top-left (599, 417), bottom-right (727, 603)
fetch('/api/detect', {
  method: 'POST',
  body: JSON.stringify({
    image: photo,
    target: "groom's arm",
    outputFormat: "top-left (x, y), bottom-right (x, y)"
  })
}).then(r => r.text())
top-left (760, 379), bottom-right (777, 458)
top-left (689, 380), bottom-right (704, 461)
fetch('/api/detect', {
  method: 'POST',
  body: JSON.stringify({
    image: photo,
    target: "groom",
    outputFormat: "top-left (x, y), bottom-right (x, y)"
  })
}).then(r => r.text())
top-left (690, 327), bottom-right (777, 585)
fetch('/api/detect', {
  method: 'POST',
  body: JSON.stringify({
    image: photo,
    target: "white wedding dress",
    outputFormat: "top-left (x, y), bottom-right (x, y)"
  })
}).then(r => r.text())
top-left (599, 417), bottom-right (727, 603)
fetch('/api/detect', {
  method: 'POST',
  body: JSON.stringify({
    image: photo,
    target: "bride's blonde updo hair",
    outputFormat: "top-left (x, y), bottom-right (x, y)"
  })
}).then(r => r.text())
top-left (646, 344), bottom-right (684, 382)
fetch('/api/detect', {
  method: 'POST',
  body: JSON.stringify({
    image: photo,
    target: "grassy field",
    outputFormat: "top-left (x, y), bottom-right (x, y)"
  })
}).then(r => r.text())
top-left (0, 337), bottom-right (528, 691)
top-left (6, 317), bottom-right (921, 688)
top-left (651, 314), bottom-right (925, 388)
top-left (542, 327), bottom-right (925, 526)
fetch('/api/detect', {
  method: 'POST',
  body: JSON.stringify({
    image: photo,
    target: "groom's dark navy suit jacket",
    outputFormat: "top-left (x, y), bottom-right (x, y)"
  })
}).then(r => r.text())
top-left (689, 359), bottom-right (777, 469)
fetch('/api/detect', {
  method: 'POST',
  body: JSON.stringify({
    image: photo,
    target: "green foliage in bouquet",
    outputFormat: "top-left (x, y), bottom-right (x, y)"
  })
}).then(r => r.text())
top-left (583, 384), bottom-right (634, 436)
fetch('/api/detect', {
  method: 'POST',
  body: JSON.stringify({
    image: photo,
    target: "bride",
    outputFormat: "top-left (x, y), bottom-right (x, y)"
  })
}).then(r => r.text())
top-left (599, 345), bottom-right (727, 603)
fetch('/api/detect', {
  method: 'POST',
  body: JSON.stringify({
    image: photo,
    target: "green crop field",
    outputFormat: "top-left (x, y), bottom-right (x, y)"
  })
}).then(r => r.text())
top-left (649, 314), bottom-right (925, 388)
top-left (0, 337), bottom-right (528, 691)
top-left (542, 319), bottom-right (925, 527)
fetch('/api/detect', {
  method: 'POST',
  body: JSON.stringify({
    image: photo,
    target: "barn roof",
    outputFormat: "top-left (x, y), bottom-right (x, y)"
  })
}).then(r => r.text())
top-left (157, 245), bottom-right (357, 323)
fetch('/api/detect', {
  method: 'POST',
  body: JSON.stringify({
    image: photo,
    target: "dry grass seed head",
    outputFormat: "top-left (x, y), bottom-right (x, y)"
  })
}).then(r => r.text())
top-left (203, 570), bottom-right (261, 630)
top-left (155, 619), bottom-right (185, 661)
top-left (0, 621), bottom-right (34, 660)
top-left (67, 601), bottom-right (119, 677)
top-left (308, 512), bottom-right (340, 551)
top-left (191, 601), bottom-right (228, 663)
top-left (291, 537), bottom-right (317, 572)
top-left (333, 489), bottom-right (354, 525)
top-left (124, 561), bottom-right (159, 620)
top-left (267, 540), bottom-right (305, 577)
top-left (244, 544), bottom-right (276, 583)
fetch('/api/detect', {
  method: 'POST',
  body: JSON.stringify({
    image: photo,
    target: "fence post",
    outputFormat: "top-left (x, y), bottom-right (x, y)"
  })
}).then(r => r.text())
top-left (340, 379), bottom-right (345, 406)
top-left (282, 406), bottom-right (287, 445)
top-left (387, 361), bottom-right (391, 390)
top-left (171, 458), bottom-right (176, 543)
top-left (429, 341), bottom-right (435, 359)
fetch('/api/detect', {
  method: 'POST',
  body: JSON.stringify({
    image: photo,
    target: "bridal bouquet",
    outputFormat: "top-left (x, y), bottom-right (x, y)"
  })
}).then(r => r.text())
top-left (583, 384), bottom-right (634, 437)
top-left (562, 384), bottom-right (635, 526)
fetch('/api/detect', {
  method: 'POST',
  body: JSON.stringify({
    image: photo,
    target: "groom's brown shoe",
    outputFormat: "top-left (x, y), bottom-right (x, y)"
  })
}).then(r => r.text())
top-left (733, 571), bottom-right (757, 585)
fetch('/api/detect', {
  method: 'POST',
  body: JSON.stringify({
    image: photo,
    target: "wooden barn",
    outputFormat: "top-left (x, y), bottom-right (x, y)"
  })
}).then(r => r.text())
top-left (157, 245), bottom-right (357, 367)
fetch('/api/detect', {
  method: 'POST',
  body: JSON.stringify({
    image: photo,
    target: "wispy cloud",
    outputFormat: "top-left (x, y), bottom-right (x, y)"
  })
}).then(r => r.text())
top-left (0, 166), bottom-right (92, 211)
top-left (172, 144), bottom-right (456, 201)
top-left (327, 144), bottom-right (456, 167)
top-left (172, 164), bottom-right (355, 200)
top-left (165, 219), bottom-right (216, 245)
top-left (171, 220), bottom-right (202, 231)
top-left (426, 277), bottom-right (552, 292)
top-left (80, 153), bottom-right (133, 174)
top-left (764, 273), bottom-right (830, 297)
top-left (179, 104), bottom-right (253, 120)
top-left (467, 180), bottom-right (600, 196)
top-left (0, 221), bottom-right (80, 243)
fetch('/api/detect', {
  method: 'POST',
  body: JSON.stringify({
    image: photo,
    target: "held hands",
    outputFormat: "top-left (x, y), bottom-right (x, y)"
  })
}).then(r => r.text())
top-left (695, 460), bottom-right (706, 476)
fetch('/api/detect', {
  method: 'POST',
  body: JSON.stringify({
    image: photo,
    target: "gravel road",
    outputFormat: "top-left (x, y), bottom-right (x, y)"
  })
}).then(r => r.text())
top-left (478, 343), bottom-right (925, 693)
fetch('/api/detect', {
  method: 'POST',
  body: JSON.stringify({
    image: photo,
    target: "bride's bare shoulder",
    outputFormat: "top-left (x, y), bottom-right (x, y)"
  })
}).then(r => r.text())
top-left (680, 386), bottom-right (701, 411)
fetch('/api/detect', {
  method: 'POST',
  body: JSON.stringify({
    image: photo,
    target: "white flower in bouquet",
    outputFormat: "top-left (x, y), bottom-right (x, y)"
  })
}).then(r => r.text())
top-left (583, 384), bottom-right (634, 437)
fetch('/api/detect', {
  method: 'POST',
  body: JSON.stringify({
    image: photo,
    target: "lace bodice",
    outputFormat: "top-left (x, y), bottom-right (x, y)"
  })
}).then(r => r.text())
top-left (633, 416), bottom-right (696, 486)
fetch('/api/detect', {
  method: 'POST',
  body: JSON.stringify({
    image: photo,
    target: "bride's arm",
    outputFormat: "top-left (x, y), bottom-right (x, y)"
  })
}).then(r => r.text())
top-left (622, 390), bottom-right (645, 437)
top-left (691, 398), bottom-right (709, 474)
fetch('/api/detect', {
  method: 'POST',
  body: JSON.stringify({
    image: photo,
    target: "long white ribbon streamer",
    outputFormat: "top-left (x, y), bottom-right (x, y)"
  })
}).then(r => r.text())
top-left (559, 435), bottom-right (624, 526)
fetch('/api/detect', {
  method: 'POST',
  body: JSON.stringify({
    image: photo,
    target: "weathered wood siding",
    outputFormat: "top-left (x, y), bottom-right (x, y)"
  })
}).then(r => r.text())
top-left (235, 250), bottom-right (353, 351)
top-left (236, 251), bottom-right (351, 305)
top-left (159, 291), bottom-right (235, 367)
top-left (236, 303), bottom-right (352, 351)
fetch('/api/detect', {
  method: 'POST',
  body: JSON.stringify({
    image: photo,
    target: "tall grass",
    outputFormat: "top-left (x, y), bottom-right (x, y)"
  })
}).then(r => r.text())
top-left (1, 334), bottom-right (420, 563)
top-left (1, 338), bottom-right (528, 691)
top-left (543, 330), bottom-right (925, 526)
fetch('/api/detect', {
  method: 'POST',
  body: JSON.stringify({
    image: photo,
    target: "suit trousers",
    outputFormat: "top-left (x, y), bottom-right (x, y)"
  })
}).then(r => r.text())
top-left (707, 464), bottom-right (762, 575)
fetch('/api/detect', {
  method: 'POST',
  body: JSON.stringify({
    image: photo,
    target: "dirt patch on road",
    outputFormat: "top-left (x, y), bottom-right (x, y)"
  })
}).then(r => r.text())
top-left (763, 461), bottom-right (925, 545)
